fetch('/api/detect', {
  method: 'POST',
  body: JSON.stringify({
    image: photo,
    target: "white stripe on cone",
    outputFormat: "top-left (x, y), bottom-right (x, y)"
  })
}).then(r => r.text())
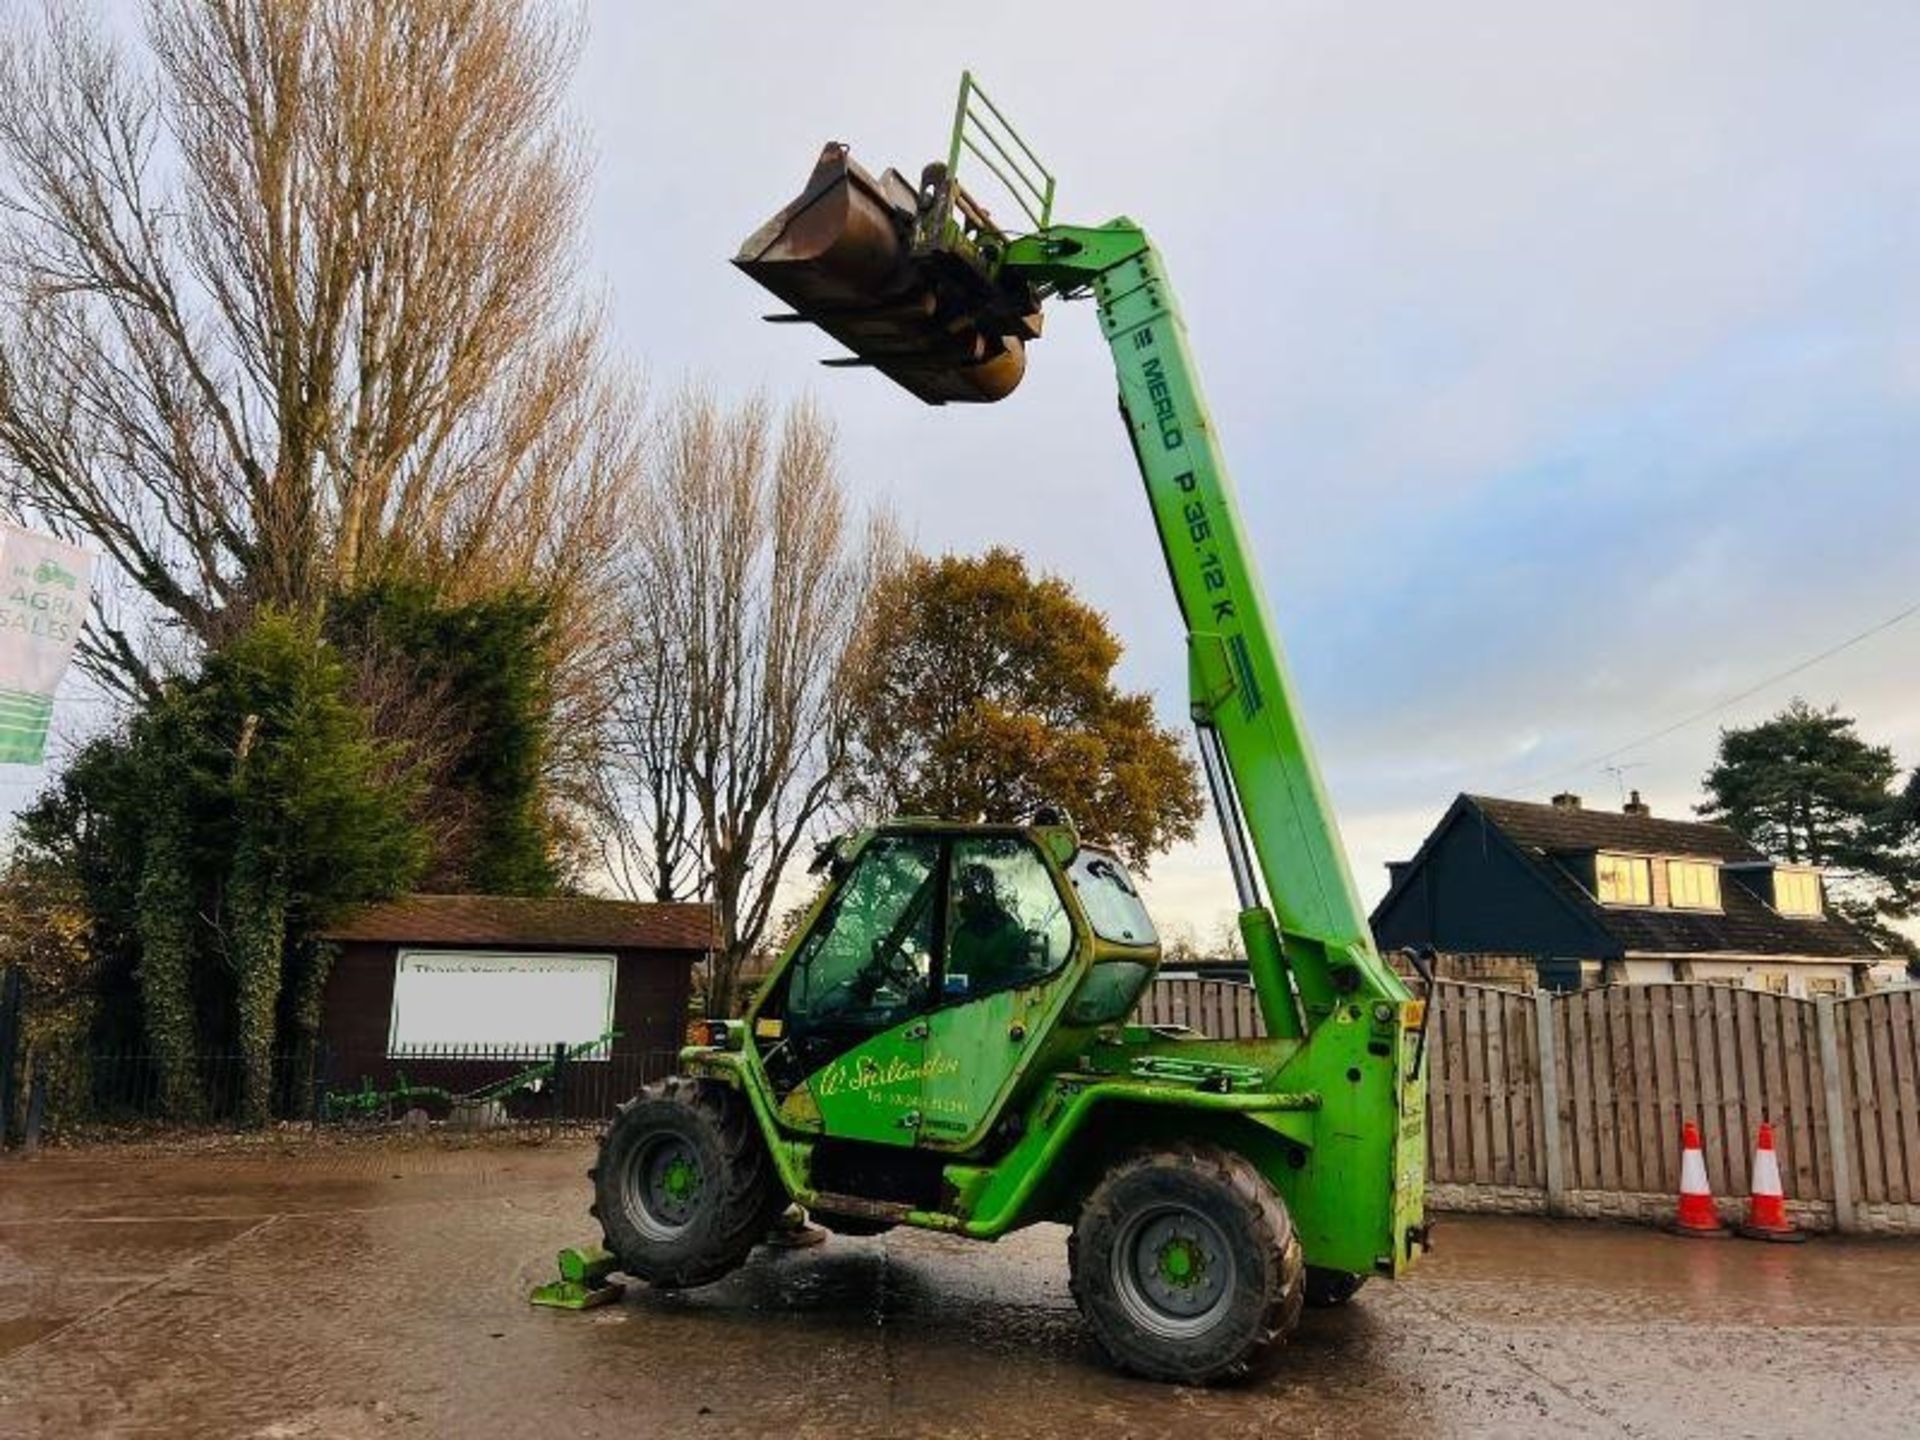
top-left (1752, 1138), bottom-right (1784, 1198)
top-left (1680, 1143), bottom-right (1711, 1195)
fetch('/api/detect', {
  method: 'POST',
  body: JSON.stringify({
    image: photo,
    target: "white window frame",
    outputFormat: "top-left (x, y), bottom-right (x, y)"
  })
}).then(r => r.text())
top-left (1773, 867), bottom-right (1823, 918)
top-left (1595, 852), bottom-right (1652, 907)
top-left (1666, 859), bottom-right (1723, 911)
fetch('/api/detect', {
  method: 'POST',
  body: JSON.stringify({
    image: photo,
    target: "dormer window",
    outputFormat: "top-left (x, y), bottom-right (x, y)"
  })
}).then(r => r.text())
top-left (1595, 852), bottom-right (1651, 906)
top-left (1667, 859), bottom-right (1722, 911)
top-left (1774, 867), bottom-right (1823, 917)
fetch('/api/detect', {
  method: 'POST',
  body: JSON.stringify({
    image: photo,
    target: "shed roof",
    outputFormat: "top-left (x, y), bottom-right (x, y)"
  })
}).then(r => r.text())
top-left (319, 895), bottom-right (714, 952)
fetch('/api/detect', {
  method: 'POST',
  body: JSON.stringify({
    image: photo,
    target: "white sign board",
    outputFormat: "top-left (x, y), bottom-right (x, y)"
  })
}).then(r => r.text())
top-left (387, 950), bottom-right (617, 1059)
top-left (0, 522), bottom-right (94, 765)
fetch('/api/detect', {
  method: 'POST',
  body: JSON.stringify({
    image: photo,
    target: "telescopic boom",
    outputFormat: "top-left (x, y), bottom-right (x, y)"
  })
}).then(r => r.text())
top-left (733, 77), bottom-right (1410, 1038)
top-left (998, 220), bottom-right (1412, 1037)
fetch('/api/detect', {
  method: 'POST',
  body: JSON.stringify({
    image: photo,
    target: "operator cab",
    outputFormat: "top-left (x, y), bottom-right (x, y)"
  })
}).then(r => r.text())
top-left (752, 822), bottom-right (1159, 1108)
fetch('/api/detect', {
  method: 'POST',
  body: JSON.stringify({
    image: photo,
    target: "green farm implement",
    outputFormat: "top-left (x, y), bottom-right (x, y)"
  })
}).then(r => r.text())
top-left (331, 1031), bottom-right (617, 1123)
top-left (574, 74), bottom-right (1428, 1384)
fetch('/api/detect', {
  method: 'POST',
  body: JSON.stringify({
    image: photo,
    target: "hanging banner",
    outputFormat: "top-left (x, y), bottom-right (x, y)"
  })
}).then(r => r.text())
top-left (0, 522), bottom-right (94, 765)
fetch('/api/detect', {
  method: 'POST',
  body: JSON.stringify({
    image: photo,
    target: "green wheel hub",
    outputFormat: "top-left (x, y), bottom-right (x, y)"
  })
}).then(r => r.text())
top-left (1112, 1204), bottom-right (1236, 1338)
top-left (1158, 1235), bottom-right (1201, 1285)
top-left (663, 1155), bottom-right (699, 1200)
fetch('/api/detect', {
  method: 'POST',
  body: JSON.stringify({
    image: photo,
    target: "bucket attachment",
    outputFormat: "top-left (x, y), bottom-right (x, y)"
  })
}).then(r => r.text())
top-left (734, 144), bottom-right (1043, 405)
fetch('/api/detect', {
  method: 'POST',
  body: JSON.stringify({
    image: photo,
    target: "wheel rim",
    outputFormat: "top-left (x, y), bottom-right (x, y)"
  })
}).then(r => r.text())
top-left (1110, 1203), bottom-right (1236, 1339)
top-left (623, 1133), bottom-right (705, 1240)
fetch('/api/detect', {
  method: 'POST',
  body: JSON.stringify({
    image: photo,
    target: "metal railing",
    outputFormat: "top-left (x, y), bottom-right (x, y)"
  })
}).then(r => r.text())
top-left (945, 70), bottom-right (1055, 231)
top-left (0, 1038), bottom-right (682, 1141)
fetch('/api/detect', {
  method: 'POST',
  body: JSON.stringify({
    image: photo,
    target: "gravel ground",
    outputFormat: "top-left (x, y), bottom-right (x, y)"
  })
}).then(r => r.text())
top-left (1, 1138), bottom-right (1915, 1438)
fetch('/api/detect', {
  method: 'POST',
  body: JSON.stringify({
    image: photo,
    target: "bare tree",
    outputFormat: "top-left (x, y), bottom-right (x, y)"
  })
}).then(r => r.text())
top-left (597, 388), bottom-right (896, 1014)
top-left (1210, 913), bottom-right (1249, 965)
top-left (586, 560), bottom-right (708, 905)
top-left (1158, 920), bottom-right (1200, 967)
top-left (0, 0), bottom-right (634, 700)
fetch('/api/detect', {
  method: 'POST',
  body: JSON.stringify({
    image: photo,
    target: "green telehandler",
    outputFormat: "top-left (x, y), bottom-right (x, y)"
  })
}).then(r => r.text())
top-left (584, 75), bottom-right (1429, 1384)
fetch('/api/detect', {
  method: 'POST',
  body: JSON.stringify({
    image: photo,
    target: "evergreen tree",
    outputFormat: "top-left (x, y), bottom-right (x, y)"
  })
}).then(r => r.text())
top-left (330, 581), bottom-right (562, 895)
top-left (18, 615), bottom-right (428, 1121)
top-left (1699, 699), bottom-right (1914, 957)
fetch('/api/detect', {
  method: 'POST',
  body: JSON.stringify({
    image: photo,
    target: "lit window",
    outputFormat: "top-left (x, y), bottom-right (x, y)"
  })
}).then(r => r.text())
top-left (1774, 868), bottom-right (1823, 917)
top-left (1595, 853), bottom-right (1652, 906)
top-left (1667, 860), bottom-right (1722, 911)
top-left (1806, 977), bottom-right (1845, 998)
top-left (1761, 972), bottom-right (1790, 996)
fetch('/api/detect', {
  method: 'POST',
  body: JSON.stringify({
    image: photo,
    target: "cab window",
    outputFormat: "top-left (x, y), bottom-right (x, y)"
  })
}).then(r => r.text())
top-left (1068, 849), bottom-right (1157, 946)
top-left (943, 836), bottom-right (1073, 1003)
top-left (786, 833), bottom-right (940, 1034)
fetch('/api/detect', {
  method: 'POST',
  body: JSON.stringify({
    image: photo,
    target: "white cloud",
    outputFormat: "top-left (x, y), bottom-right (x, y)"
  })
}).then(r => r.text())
top-left (12, 3), bottom-right (1920, 947)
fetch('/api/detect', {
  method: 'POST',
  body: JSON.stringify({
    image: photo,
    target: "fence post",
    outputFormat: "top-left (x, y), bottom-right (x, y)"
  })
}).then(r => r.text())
top-left (22, 1060), bottom-right (47, 1154)
top-left (1533, 988), bottom-right (1567, 1215)
top-left (0, 967), bottom-right (22, 1151)
top-left (551, 1041), bottom-right (567, 1132)
top-left (1815, 997), bottom-right (1855, 1233)
top-left (310, 1043), bottom-right (333, 1131)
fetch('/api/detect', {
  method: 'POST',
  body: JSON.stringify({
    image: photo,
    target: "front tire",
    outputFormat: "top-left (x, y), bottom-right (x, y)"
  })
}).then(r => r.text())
top-left (591, 1076), bottom-right (786, 1289)
top-left (1069, 1142), bottom-right (1304, 1384)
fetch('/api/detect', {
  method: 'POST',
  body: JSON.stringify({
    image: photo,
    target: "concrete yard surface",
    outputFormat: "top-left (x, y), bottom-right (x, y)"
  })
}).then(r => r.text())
top-left (0, 1140), bottom-right (1914, 1438)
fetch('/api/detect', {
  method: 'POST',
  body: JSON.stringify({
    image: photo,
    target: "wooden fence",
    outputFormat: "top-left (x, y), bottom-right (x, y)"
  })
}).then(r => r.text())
top-left (1139, 975), bottom-right (1920, 1232)
top-left (1135, 977), bottom-right (1265, 1038)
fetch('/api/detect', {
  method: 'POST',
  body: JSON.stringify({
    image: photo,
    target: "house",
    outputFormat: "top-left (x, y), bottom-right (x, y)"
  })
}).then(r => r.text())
top-left (1371, 791), bottom-right (1895, 997)
top-left (315, 894), bottom-right (711, 1115)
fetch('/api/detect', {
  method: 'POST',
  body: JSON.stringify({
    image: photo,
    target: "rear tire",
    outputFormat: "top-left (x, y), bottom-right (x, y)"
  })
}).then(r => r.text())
top-left (1069, 1142), bottom-right (1304, 1384)
top-left (1303, 1266), bottom-right (1368, 1308)
top-left (591, 1076), bottom-right (786, 1289)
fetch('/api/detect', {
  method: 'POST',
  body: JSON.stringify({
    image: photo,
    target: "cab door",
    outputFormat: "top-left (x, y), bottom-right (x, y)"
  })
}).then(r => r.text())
top-left (766, 832), bottom-right (943, 1147)
top-left (916, 835), bottom-right (1078, 1148)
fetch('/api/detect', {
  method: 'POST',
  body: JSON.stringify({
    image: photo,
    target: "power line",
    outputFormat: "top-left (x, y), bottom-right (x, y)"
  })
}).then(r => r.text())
top-left (1511, 596), bottom-right (1920, 794)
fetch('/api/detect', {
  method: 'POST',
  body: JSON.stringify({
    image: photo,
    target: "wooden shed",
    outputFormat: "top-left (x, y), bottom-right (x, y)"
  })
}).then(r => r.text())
top-left (315, 895), bottom-right (711, 1117)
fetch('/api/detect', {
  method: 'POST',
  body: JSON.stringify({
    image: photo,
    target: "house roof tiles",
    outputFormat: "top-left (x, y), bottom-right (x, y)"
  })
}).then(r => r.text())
top-left (1373, 795), bottom-right (1883, 962)
top-left (1467, 795), bottom-right (1763, 863)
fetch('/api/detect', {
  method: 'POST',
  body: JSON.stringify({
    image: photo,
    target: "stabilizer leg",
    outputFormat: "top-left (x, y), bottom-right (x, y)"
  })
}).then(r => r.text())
top-left (529, 1244), bottom-right (625, 1311)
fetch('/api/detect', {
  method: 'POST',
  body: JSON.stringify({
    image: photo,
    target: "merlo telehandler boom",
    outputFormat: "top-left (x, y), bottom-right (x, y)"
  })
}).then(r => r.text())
top-left (578, 74), bottom-right (1427, 1385)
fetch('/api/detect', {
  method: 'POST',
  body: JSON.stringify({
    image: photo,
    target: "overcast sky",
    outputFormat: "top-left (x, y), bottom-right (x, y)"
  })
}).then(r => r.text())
top-left (8, 2), bottom-right (1919, 943)
top-left (567, 1), bottom-right (1920, 936)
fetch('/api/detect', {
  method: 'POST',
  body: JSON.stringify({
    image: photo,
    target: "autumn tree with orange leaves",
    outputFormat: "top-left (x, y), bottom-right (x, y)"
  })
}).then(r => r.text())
top-left (843, 548), bottom-right (1202, 869)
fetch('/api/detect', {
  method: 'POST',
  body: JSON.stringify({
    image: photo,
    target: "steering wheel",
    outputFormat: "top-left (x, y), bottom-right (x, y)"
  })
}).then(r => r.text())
top-left (877, 938), bottom-right (927, 991)
top-left (803, 942), bottom-right (922, 1020)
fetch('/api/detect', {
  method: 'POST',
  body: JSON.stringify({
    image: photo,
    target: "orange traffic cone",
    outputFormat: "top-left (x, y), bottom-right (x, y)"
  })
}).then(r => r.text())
top-left (1671, 1120), bottom-right (1728, 1237)
top-left (1737, 1122), bottom-right (1807, 1243)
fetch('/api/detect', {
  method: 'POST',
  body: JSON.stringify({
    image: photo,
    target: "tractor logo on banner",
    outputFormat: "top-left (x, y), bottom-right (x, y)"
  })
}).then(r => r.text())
top-left (0, 522), bottom-right (94, 766)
